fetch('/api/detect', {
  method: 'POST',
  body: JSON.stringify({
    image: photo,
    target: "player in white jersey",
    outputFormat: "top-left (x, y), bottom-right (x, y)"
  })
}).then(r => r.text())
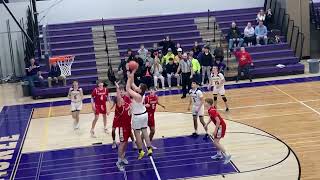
top-left (211, 66), bottom-right (229, 111)
top-left (188, 81), bottom-right (208, 138)
top-left (126, 69), bottom-right (153, 160)
top-left (67, 81), bottom-right (84, 130)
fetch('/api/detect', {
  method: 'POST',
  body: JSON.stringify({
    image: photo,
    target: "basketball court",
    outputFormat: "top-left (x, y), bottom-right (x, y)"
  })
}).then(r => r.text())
top-left (2, 76), bottom-right (320, 180)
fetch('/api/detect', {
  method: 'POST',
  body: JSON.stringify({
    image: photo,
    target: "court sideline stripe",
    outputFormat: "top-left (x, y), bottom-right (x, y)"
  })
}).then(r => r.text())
top-left (144, 141), bottom-right (162, 180)
top-left (273, 86), bottom-right (320, 116)
top-left (35, 152), bottom-right (44, 180)
top-left (10, 108), bottom-right (34, 180)
top-left (41, 102), bottom-right (52, 151)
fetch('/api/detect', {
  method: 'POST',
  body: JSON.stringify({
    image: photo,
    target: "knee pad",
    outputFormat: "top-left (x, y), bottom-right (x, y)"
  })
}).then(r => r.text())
top-left (213, 95), bottom-right (218, 101)
top-left (222, 96), bottom-right (227, 102)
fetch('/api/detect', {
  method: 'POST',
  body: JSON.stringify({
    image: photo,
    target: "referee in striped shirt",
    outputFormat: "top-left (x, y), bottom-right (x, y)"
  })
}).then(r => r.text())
top-left (175, 53), bottom-right (193, 99)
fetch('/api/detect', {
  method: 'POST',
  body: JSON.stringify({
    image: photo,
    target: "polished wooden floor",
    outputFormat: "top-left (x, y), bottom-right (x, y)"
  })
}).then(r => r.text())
top-left (26, 81), bottom-right (320, 180)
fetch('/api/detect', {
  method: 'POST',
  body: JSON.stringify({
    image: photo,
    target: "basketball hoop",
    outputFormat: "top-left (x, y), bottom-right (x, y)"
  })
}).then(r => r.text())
top-left (49, 55), bottom-right (75, 77)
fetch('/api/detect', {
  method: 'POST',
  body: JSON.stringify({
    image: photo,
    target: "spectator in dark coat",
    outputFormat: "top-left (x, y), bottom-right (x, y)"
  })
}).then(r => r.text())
top-left (192, 41), bottom-right (202, 58)
top-left (25, 58), bottom-right (44, 96)
top-left (140, 61), bottom-right (153, 89)
top-left (227, 22), bottom-right (244, 51)
top-left (158, 36), bottom-right (176, 56)
top-left (48, 62), bottom-right (66, 87)
top-left (198, 46), bottom-right (214, 85)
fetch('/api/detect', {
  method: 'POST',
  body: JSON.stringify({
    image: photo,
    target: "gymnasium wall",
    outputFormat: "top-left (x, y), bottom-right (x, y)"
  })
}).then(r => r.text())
top-left (36, 0), bottom-right (265, 25)
top-left (0, 1), bottom-right (29, 79)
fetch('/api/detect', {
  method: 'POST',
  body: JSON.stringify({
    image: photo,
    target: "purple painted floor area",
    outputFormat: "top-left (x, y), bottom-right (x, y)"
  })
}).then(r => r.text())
top-left (2, 76), bottom-right (320, 180)
top-left (15, 135), bottom-right (237, 180)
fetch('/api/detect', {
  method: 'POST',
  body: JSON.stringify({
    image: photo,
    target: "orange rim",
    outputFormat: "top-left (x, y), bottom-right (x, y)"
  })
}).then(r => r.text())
top-left (49, 55), bottom-right (74, 64)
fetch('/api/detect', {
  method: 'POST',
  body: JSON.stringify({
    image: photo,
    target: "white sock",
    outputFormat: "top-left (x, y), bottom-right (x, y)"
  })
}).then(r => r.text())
top-left (217, 151), bottom-right (222, 156)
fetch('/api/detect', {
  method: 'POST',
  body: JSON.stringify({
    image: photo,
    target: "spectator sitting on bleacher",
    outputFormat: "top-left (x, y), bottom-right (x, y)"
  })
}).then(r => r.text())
top-left (255, 20), bottom-right (268, 45)
top-left (166, 58), bottom-right (180, 88)
top-left (161, 48), bottom-right (175, 65)
top-left (199, 46), bottom-right (213, 86)
top-left (159, 36), bottom-right (176, 56)
top-left (48, 62), bottom-right (66, 87)
top-left (174, 43), bottom-right (183, 55)
top-left (227, 21), bottom-right (244, 51)
top-left (150, 43), bottom-right (160, 58)
top-left (244, 22), bottom-right (255, 46)
top-left (192, 41), bottom-right (202, 58)
top-left (151, 58), bottom-right (165, 90)
top-left (256, 9), bottom-right (266, 23)
top-left (141, 60), bottom-right (153, 89)
top-left (175, 48), bottom-right (183, 63)
top-left (145, 51), bottom-right (154, 66)
top-left (25, 58), bottom-right (44, 94)
top-left (265, 9), bottom-right (273, 30)
top-left (138, 44), bottom-right (148, 62)
top-left (189, 51), bottom-right (201, 84)
top-left (125, 49), bottom-right (135, 62)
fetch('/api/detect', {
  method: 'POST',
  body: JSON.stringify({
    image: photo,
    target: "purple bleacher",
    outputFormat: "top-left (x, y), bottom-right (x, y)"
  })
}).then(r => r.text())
top-left (33, 6), bottom-right (304, 98)
top-left (117, 31), bottom-right (200, 44)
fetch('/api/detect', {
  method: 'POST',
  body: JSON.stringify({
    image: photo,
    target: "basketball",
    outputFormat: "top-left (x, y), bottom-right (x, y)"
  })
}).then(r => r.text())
top-left (128, 61), bottom-right (139, 71)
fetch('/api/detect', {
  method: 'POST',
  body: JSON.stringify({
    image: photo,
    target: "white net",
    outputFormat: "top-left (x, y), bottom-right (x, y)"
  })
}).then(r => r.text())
top-left (56, 56), bottom-right (74, 77)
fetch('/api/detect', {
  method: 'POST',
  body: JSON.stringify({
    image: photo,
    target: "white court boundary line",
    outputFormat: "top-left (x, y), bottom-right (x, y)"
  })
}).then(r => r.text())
top-left (272, 86), bottom-right (320, 116)
top-left (144, 141), bottom-right (162, 180)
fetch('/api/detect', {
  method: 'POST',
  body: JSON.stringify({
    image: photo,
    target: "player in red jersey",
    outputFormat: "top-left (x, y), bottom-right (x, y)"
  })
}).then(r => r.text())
top-left (114, 82), bottom-right (132, 171)
top-left (111, 85), bottom-right (137, 150)
top-left (145, 87), bottom-right (165, 149)
top-left (204, 98), bottom-right (231, 164)
top-left (90, 81), bottom-right (110, 138)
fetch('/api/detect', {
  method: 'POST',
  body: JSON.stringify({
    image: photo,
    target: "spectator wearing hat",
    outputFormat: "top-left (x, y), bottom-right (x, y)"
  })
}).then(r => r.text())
top-left (166, 58), bottom-right (180, 88)
top-left (159, 36), bottom-right (176, 56)
top-left (175, 48), bottom-right (183, 63)
top-left (255, 20), bottom-right (268, 45)
top-left (198, 46), bottom-right (214, 86)
top-left (161, 48), bottom-right (175, 65)
top-left (174, 43), bottom-right (183, 55)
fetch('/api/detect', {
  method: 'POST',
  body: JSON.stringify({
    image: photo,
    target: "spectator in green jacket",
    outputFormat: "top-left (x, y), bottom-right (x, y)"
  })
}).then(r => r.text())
top-left (161, 48), bottom-right (175, 65)
top-left (189, 51), bottom-right (201, 84)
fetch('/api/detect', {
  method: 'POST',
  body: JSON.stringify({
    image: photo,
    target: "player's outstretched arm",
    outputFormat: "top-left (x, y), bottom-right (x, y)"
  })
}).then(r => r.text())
top-left (115, 82), bottom-right (122, 107)
top-left (126, 71), bottom-right (142, 102)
